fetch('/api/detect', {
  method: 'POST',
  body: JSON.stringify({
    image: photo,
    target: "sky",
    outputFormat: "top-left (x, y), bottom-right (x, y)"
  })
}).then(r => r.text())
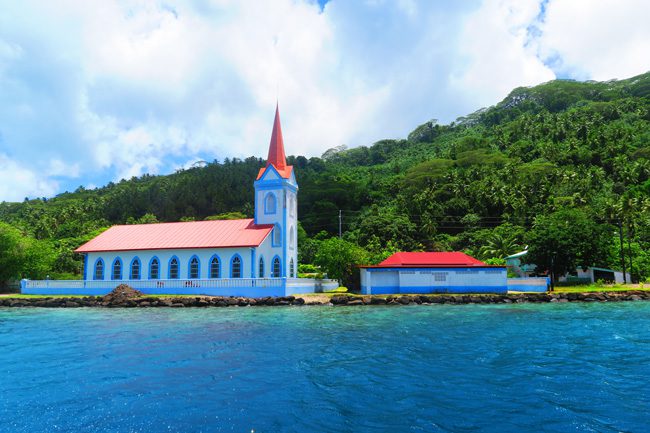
top-left (1, 0), bottom-right (649, 201)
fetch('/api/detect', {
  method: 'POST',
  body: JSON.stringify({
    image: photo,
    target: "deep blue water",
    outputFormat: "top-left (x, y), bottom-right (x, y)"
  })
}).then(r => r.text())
top-left (1, 303), bottom-right (650, 433)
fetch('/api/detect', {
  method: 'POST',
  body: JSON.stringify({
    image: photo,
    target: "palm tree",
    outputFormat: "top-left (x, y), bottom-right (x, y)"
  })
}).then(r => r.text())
top-left (479, 233), bottom-right (522, 260)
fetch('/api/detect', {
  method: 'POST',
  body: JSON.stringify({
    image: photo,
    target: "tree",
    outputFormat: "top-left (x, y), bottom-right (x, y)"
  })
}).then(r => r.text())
top-left (314, 237), bottom-right (370, 290)
top-left (478, 224), bottom-right (525, 259)
top-left (0, 223), bottom-right (56, 282)
top-left (204, 212), bottom-right (247, 220)
top-left (0, 222), bottom-right (25, 283)
top-left (22, 238), bottom-right (56, 279)
top-left (126, 213), bottom-right (159, 224)
top-left (526, 209), bottom-right (611, 288)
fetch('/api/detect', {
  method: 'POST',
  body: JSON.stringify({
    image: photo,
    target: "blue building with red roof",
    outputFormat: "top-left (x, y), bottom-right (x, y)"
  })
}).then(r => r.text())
top-left (360, 252), bottom-right (508, 294)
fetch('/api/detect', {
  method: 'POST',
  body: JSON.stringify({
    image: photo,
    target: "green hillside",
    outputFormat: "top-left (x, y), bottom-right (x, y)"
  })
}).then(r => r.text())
top-left (2, 72), bottom-right (649, 285)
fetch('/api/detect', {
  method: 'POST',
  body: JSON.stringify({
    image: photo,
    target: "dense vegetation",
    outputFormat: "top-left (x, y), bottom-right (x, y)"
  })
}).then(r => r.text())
top-left (2, 72), bottom-right (650, 287)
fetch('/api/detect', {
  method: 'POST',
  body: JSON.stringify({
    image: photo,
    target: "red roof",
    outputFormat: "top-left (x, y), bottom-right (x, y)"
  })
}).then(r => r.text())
top-left (256, 104), bottom-right (293, 180)
top-left (368, 252), bottom-right (488, 268)
top-left (75, 219), bottom-right (273, 253)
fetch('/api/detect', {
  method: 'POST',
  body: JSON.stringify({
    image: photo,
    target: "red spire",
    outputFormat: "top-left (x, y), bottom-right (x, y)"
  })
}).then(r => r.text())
top-left (267, 104), bottom-right (287, 169)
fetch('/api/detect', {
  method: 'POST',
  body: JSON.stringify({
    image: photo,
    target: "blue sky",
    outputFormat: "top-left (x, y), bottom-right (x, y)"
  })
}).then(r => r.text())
top-left (1, 0), bottom-right (649, 201)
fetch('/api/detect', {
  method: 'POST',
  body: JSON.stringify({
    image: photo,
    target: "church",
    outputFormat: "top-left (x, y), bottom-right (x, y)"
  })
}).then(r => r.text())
top-left (22, 107), bottom-right (336, 296)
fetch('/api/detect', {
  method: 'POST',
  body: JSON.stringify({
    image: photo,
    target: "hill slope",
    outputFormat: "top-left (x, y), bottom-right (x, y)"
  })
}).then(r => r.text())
top-left (1, 72), bottom-right (649, 281)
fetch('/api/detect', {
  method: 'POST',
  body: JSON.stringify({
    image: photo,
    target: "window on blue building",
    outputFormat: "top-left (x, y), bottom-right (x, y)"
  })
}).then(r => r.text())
top-left (169, 258), bottom-right (179, 279)
top-left (150, 258), bottom-right (160, 279)
top-left (189, 257), bottom-right (199, 279)
top-left (265, 193), bottom-right (276, 214)
top-left (289, 226), bottom-right (295, 250)
top-left (231, 256), bottom-right (241, 278)
top-left (258, 257), bottom-right (264, 278)
top-left (130, 258), bottom-right (141, 280)
top-left (273, 224), bottom-right (281, 246)
top-left (272, 257), bottom-right (281, 278)
top-left (210, 256), bottom-right (220, 278)
top-left (112, 258), bottom-right (122, 280)
top-left (94, 259), bottom-right (104, 280)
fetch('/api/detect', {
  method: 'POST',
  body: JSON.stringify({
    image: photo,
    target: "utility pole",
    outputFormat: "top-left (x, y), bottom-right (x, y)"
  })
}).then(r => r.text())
top-left (618, 220), bottom-right (627, 284)
top-left (338, 210), bottom-right (342, 239)
top-left (628, 221), bottom-right (634, 283)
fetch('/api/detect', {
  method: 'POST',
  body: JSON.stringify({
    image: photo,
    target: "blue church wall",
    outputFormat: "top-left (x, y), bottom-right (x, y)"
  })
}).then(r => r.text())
top-left (83, 237), bottom-right (280, 283)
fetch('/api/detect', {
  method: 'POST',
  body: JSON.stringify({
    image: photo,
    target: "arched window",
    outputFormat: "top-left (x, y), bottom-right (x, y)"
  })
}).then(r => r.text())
top-left (264, 193), bottom-right (276, 214)
top-left (231, 255), bottom-right (242, 278)
top-left (130, 257), bottom-right (141, 280)
top-left (289, 195), bottom-right (295, 217)
top-left (93, 258), bottom-right (104, 280)
top-left (189, 256), bottom-right (200, 279)
top-left (290, 258), bottom-right (295, 278)
top-left (209, 256), bottom-right (220, 278)
top-left (272, 256), bottom-right (281, 278)
top-left (169, 257), bottom-right (179, 279)
top-left (149, 257), bottom-right (160, 280)
top-left (289, 225), bottom-right (295, 250)
top-left (112, 258), bottom-right (122, 280)
top-left (258, 257), bottom-right (264, 278)
top-left (273, 224), bottom-right (282, 246)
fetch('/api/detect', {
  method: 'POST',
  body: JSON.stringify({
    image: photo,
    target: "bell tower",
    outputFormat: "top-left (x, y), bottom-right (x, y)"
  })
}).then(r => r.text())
top-left (254, 105), bottom-right (298, 277)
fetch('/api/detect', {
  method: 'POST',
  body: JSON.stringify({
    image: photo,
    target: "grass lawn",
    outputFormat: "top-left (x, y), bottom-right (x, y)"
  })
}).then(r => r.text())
top-left (554, 284), bottom-right (650, 293)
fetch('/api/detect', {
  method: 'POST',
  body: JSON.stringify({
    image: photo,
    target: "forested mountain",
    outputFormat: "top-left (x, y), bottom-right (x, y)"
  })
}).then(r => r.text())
top-left (2, 72), bottom-right (650, 284)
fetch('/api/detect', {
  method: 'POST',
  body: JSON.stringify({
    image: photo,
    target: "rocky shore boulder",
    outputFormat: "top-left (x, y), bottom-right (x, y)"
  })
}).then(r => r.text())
top-left (102, 284), bottom-right (143, 305)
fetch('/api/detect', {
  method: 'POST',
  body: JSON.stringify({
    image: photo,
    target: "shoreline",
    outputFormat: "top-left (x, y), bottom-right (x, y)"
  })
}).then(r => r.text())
top-left (1, 291), bottom-right (650, 308)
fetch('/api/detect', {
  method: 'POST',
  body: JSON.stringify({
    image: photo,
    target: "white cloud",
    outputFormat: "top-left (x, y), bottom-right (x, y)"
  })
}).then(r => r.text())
top-left (0, 0), bottom-right (648, 201)
top-left (0, 154), bottom-right (59, 201)
top-left (450, 0), bottom-right (555, 108)
top-left (538, 0), bottom-right (650, 80)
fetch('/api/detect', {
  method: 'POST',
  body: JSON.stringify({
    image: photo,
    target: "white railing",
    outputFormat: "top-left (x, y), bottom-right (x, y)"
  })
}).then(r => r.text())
top-left (24, 278), bottom-right (286, 290)
top-left (21, 277), bottom-right (340, 296)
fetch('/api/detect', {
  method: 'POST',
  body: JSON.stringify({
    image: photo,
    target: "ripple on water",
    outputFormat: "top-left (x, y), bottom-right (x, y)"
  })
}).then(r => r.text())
top-left (1, 303), bottom-right (650, 433)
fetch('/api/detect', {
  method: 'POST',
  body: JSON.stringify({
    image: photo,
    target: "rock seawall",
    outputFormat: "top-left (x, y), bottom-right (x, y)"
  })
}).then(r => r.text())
top-left (1, 291), bottom-right (649, 308)
top-left (329, 291), bottom-right (650, 305)
top-left (0, 295), bottom-right (305, 308)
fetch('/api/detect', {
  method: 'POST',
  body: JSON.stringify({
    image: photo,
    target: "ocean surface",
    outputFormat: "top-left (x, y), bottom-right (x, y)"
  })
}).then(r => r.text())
top-left (1, 303), bottom-right (650, 433)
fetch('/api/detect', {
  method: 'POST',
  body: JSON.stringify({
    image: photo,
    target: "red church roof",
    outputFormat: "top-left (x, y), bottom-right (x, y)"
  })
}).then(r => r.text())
top-left (364, 252), bottom-right (489, 268)
top-left (75, 219), bottom-right (273, 253)
top-left (257, 105), bottom-right (293, 180)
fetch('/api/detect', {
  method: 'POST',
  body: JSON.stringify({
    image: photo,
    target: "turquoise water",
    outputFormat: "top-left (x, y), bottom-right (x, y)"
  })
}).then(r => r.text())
top-left (1, 304), bottom-right (650, 433)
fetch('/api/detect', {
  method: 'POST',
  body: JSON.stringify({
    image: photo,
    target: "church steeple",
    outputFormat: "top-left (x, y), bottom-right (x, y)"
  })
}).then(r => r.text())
top-left (253, 104), bottom-right (299, 278)
top-left (267, 104), bottom-right (287, 170)
top-left (256, 104), bottom-right (293, 180)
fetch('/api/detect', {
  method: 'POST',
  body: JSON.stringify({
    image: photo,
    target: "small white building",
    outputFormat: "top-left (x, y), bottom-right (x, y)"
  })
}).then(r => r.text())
top-left (505, 250), bottom-right (630, 284)
top-left (360, 252), bottom-right (507, 294)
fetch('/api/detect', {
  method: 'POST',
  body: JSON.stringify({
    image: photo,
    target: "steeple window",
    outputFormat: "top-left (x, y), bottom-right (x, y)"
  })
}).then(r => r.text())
top-left (265, 193), bottom-right (277, 214)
